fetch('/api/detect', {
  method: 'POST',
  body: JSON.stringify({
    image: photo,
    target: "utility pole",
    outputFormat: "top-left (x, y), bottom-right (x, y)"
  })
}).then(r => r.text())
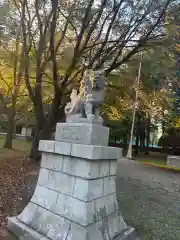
top-left (126, 53), bottom-right (143, 159)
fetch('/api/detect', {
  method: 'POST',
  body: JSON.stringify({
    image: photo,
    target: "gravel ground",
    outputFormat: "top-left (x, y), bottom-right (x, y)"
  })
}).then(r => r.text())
top-left (116, 158), bottom-right (180, 240)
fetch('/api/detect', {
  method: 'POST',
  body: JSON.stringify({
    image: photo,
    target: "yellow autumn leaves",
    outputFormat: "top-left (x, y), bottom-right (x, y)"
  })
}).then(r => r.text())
top-left (176, 44), bottom-right (180, 52)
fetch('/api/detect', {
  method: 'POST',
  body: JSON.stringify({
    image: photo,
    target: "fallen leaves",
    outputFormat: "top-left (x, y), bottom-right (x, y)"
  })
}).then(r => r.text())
top-left (0, 149), bottom-right (38, 227)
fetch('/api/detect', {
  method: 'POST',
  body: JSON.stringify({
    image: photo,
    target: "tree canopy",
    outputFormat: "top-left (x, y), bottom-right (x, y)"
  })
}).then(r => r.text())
top-left (0, 0), bottom-right (179, 157)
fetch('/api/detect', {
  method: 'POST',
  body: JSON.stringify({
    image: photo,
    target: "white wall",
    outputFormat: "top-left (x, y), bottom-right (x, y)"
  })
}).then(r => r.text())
top-left (21, 127), bottom-right (32, 136)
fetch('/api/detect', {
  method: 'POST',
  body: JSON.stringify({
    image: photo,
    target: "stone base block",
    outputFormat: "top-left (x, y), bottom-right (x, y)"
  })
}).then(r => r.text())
top-left (8, 217), bottom-right (48, 240)
top-left (114, 228), bottom-right (137, 240)
top-left (55, 123), bottom-right (109, 146)
top-left (66, 115), bottom-right (103, 125)
top-left (167, 155), bottom-right (180, 168)
top-left (8, 213), bottom-right (136, 240)
top-left (39, 140), bottom-right (122, 160)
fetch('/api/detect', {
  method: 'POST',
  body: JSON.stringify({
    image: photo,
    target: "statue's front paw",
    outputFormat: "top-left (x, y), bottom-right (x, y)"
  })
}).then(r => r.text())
top-left (87, 114), bottom-right (95, 120)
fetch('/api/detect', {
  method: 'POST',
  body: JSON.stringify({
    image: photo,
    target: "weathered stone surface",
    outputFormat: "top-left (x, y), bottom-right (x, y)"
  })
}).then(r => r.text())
top-left (41, 153), bottom-right (64, 171)
top-left (110, 160), bottom-right (117, 175)
top-left (30, 206), bottom-right (70, 239)
top-left (18, 202), bottom-right (38, 226)
top-left (113, 227), bottom-right (137, 240)
top-left (63, 156), bottom-right (100, 179)
top-left (68, 222), bottom-right (104, 240)
top-left (38, 168), bottom-right (76, 196)
top-left (66, 214), bottom-right (134, 240)
top-left (37, 168), bottom-right (49, 186)
top-left (167, 155), bottom-right (180, 168)
top-left (103, 176), bottom-right (116, 196)
top-left (73, 178), bottom-right (104, 201)
top-left (38, 140), bottom-right (55, 153)
top-left (10, 203), bottom-right (71, 240)
top-left (9, 195), bottom-right (128, 239)
top-left (54, 141), bottom-right (72, 155)
top-left (55, 123), bottom-right (109, 146)
top-left (107, 212), bottom-right (127, 239)
top-left (39, 140), bottom-right (122, 160)
top-left (17, 202), bottom-right (70, 239)
top-left (45, 214), bottom-right (70, 240)
top-left (8, 216), bottom-right (48, 240)
top-left (71, 144), bottom-right (122, 160)
top-left (66, 116), bottom-right (103, 125)
top-left (31, 185), bottom-right (58, 210)
top-left (99, 160), bottom-right (110, 177)
top-left (94, 193), bottom-right (118, 220)
top-left (20, 188), bottom-right (118, 228)
top-left (47, 170), bottom-right (76, 195)
top-left (8, 215), bottom-right (135, 240)
top-left (55, 193), bottom-right (95, 226)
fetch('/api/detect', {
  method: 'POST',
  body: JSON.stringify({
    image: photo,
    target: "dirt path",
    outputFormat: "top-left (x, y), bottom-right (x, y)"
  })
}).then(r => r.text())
top-left (116, 158), bottom-right (180, 240)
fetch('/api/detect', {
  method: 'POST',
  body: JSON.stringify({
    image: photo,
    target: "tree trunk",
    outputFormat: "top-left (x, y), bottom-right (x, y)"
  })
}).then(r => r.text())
top-left (29, 91), bottom-right (65, 161)
top-left (29, 120), bottom-right (42, 161)
top-left (123, 134), bottom-right (126, 149)
top-left (142, 131), bottom-right (146, 151)
top-left (145, 118), bottom-right (151, 155)
top-left (162, 120), bottom-right (165, 134)
top-left (135, 132), bottom-right (139, 155)
top-left (41, 104), bottom-right (65, 140)
top-left (41, 88), bottom-right (65, 140)
top-left (140, 132), bottom-right (143, 149)
top-left (3, 113), bottom-right (15, 149)
top-left (29, 103), bottom-right (45, 161)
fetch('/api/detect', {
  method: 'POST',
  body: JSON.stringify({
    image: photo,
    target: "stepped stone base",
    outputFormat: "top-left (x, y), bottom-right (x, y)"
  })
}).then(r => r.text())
top-left (8, 216), bottom-right (136, 240)
top-left (8, 217), bottom-right (46, 240)
top-left (7, 123), bottom-right (136, 240)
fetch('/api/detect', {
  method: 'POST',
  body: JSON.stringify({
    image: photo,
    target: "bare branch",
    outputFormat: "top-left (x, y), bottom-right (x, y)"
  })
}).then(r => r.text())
top-left (74, 0), bottom-right (95, 53)
top-left (91, 0), bottom-right (124, 63)
top-left (58, 7), bottom-right (78, 38)
top-left (80, 0), bottom-right (108, 56)
top-left (35, 0), bottom-right (43, 36)
top-left (50, 0), bottom-right (58, 87)
top-left (106, 0), bottom-right (171, 74)
top-left (0, 71), bottom-right (13, 98)
top-left (21, 0), bottom-right (35, 103)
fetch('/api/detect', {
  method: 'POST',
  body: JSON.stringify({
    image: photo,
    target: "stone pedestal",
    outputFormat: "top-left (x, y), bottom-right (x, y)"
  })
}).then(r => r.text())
top-left (167, 155), bottom-right (180, 168)
top-left (7, 123), bottom-right (136, 240)
top-left (55, 123), bottom-right (109, 146)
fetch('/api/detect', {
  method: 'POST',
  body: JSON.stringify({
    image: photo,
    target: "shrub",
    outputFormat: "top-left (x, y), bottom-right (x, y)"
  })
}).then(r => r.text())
top-left (158, 127), bottom-right (180, 155)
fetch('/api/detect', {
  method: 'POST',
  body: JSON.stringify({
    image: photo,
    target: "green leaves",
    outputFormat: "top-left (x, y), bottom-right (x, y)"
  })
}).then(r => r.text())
top-left (104, 33), bottom-right (175, 124)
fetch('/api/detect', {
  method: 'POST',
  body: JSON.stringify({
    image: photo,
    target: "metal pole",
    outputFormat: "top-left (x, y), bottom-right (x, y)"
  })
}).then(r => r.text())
top-left (126, 52), bottom-right (143, 159)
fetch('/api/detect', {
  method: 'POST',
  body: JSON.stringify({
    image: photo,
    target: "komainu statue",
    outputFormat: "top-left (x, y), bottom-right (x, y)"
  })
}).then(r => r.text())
top-left (65, 69), bottom-right (107, 124)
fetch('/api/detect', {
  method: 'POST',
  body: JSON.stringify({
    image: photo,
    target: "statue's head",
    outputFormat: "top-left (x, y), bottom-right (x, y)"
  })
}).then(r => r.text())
top-left (93, 70), bottom-right (106, 90)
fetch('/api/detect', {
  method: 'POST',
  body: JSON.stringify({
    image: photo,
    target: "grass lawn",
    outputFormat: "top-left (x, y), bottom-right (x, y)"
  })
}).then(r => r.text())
top-left (0, 136), bottom-right (31, 152)
top-left (134, 151), bottom-right (167, 165)
top-left (134, 151), bottom-right (180, 172)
